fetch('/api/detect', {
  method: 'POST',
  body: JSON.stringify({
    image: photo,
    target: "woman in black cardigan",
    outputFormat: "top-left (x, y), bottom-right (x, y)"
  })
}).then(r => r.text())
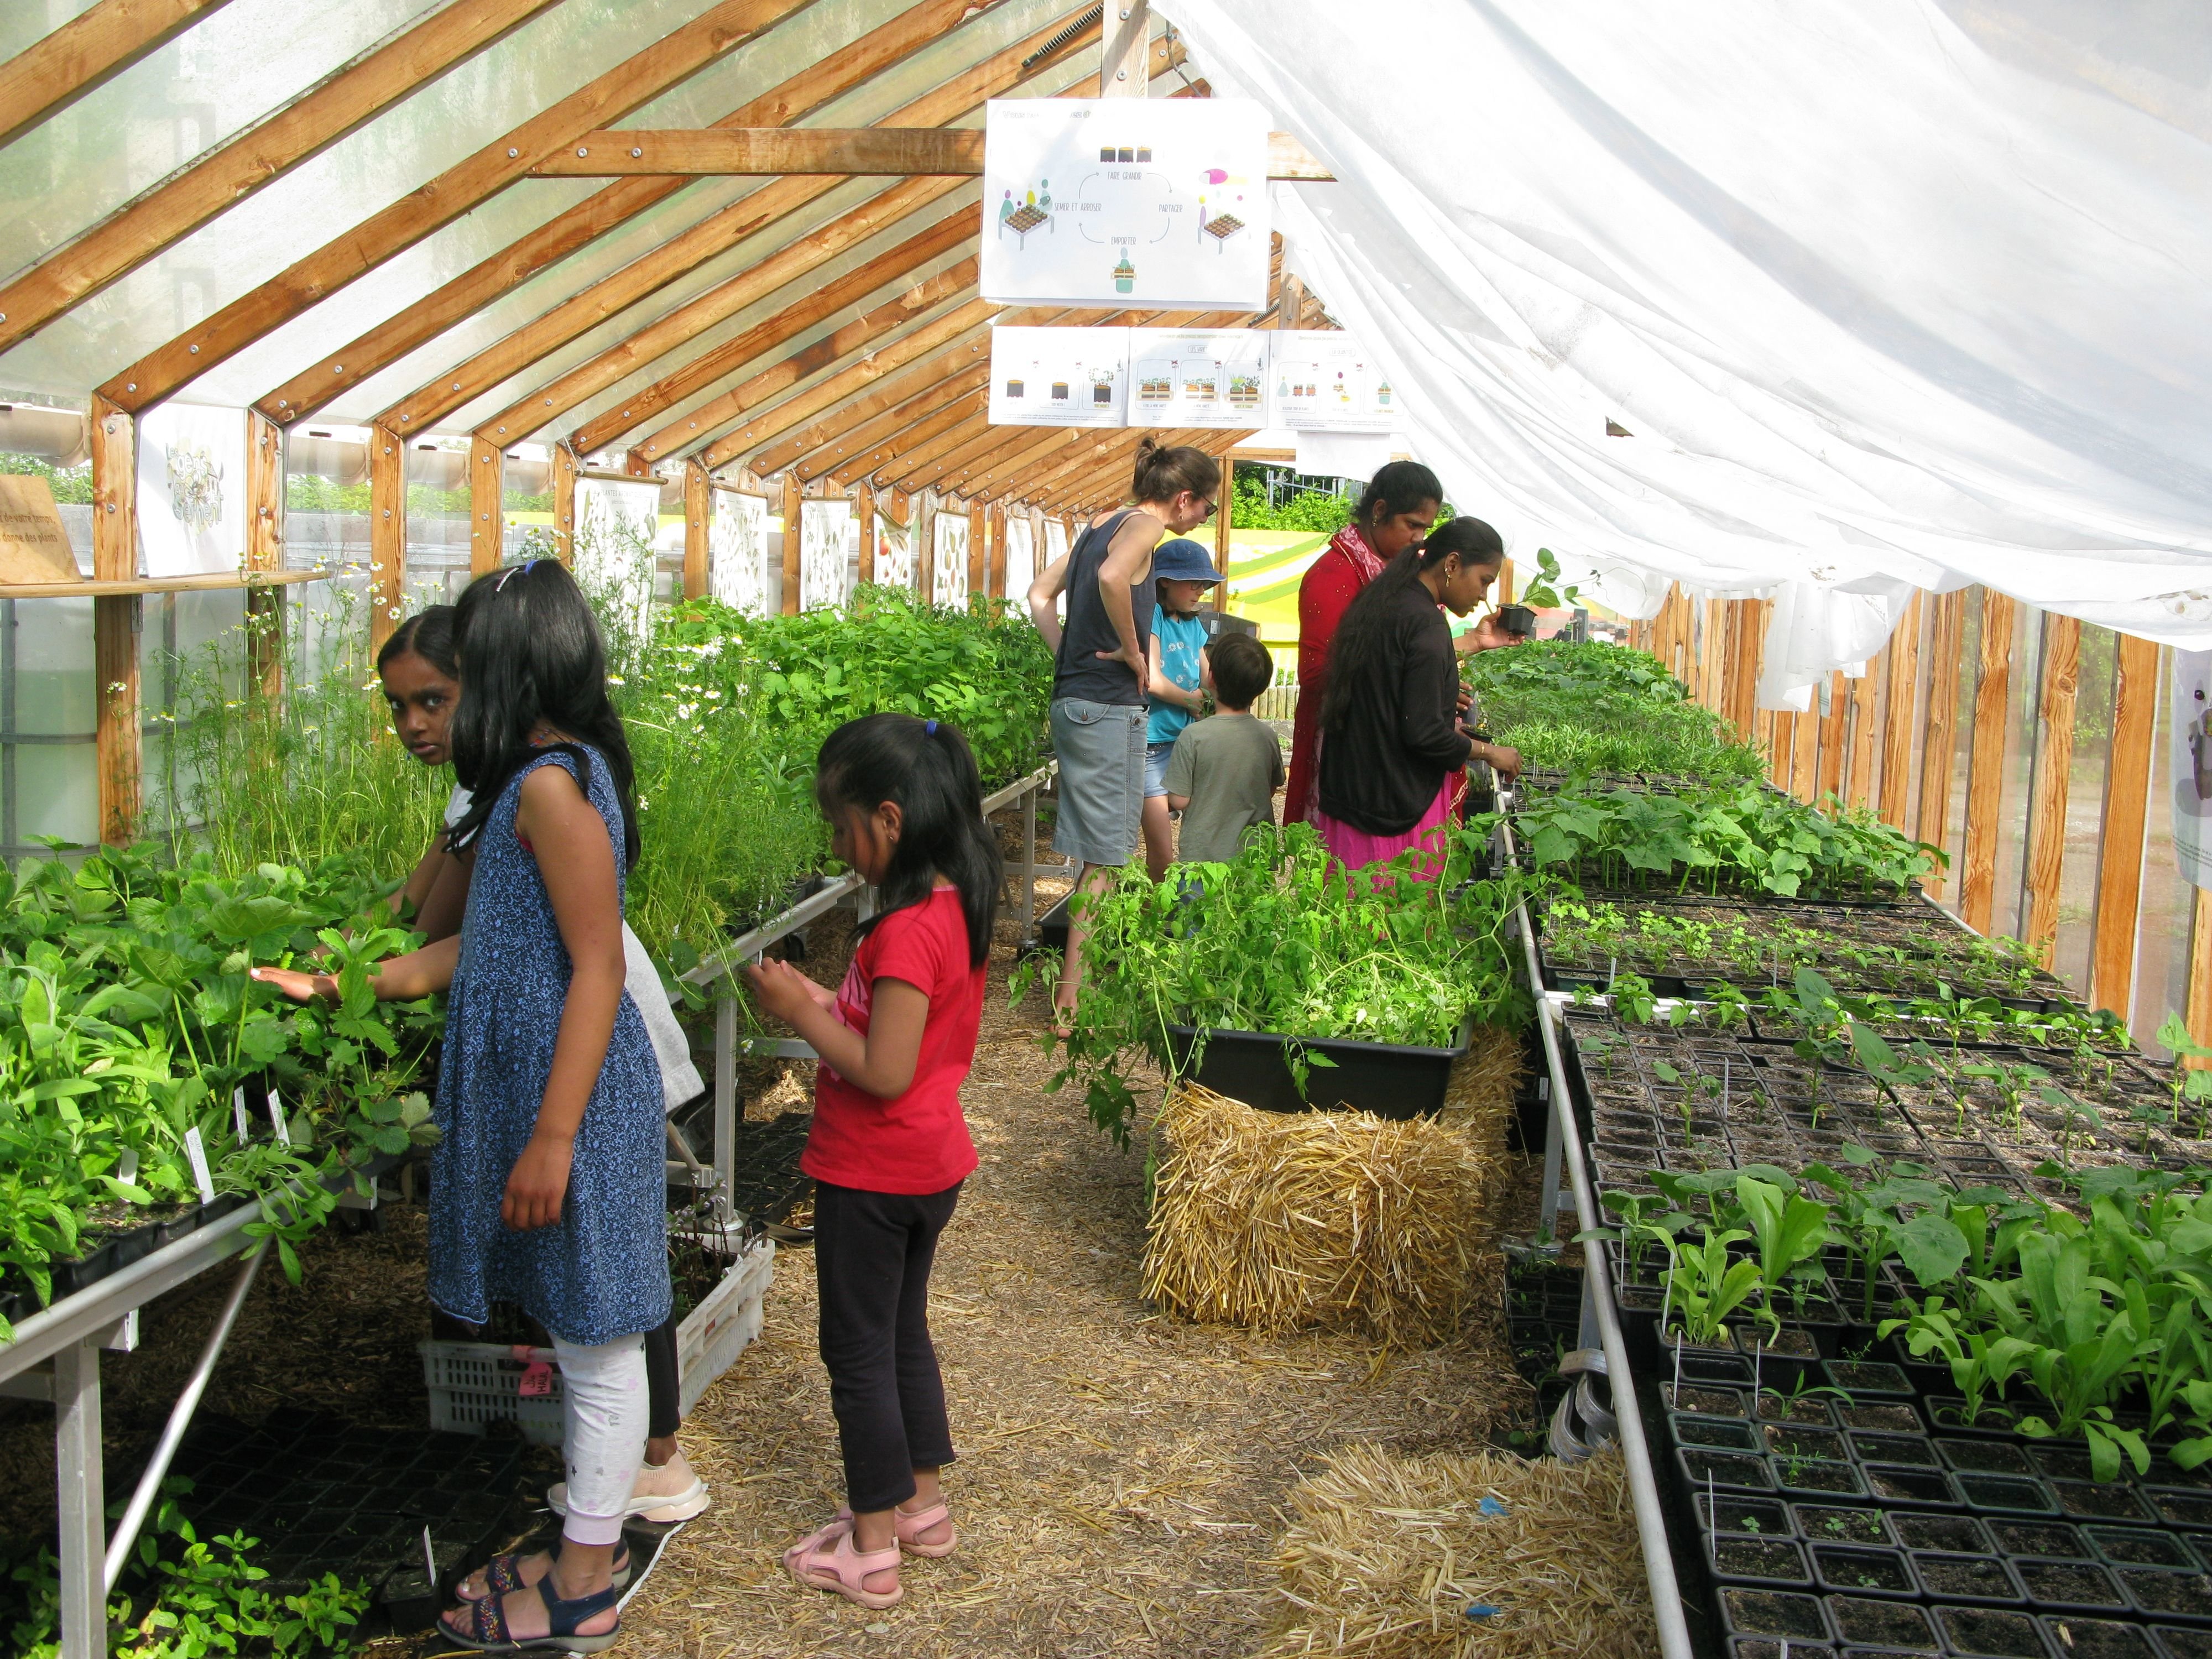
top-left (1314, 516), bottom-right (1524, 874)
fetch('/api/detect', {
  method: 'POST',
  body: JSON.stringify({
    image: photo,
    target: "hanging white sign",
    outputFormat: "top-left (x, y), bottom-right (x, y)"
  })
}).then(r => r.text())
top-left (2173, 648), bottom-right (2212, 890)
top-left (708, 489), bottom-right (768, 614)
top-left (138, 403), bottom-right (248, 577)
top-left (799, 498), bottom-right (852, 612)
top-left (989, 325), bottom-right (1129, 427)
top-left (980, 98), bottom-right (1271, 309)
top-left (873, 513), bottom-right (914, 592)
top-left (1003, 514), bottom-right (1036, 601)
top-left (573, 477), bottom-right (660, 649)
top-left (932, 513), bottom-right (971, 609)
top-left (1270, 330), bottom-right (1399, 433)
top-left (1127, 327), bottom-right (1270, 429)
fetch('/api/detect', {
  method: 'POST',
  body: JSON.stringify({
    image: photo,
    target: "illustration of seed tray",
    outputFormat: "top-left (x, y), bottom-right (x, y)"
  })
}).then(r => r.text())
top-left (1001, 202), bottom-right (1050, 244)
top-left (1201, 211), bottom-right (1245, 247)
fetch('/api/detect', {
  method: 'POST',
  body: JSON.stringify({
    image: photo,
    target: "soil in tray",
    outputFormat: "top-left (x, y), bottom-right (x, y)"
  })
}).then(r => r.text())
top-left (1796, 1504), bottom-right (1891, 1545)
top-left (1960, 1473), bottom-right (2060, 1515)
top-left (1822, 1359), bottom-right (1913, 1396)
top-left (1811, 1543), bottom-right (1915, 1597)
top-left (1683, 1448), bottom-right (1775, 1490)
top-left (1994, 1521), bottom-right (2091, 1559)
top-left (1893, 1512), bottom-right (1991, 1553)
top-left (1838, 1402), bottom-right (1924, 1433)
top-left (1720, 1587), bottom-right (1830, 1640)
top-left (1710, 1495), bottom-right (1792, 1537)
top-left (2056, 1480), bottom-right (2160, 1524)
top-left (1850, 1431), bottom-right (1939, 1468)
top-left (1765, 1425), bottom-right (1849, 1461)
top-left (2154, 1489), bottom-right (2212, 1527)
top-left (2157, 1627), bottom-right (2212, 1658)
top-left (1675, 1385), bottom-right (1747, 1417)
top-left (1710, 1536), bottom-right (1812, 1586)
top-left (1865, 1466), bottom-right (1959, 1506)
top-left (2117, 1567), bottom-right (2212, 1621)
top-left (1943, 1438), bottom-right (2037, 1474)
top-left (1773, 1458), bottom-right (1865, 1496)
top-left (1825, 1593), bottom-right (1938, 1647)
top-left (1678, 1415), bottom-right (1764, 1452)
top-left (2037, 1620), bottom-right (2158, 1659)
top-left (1932, 1605), bottom-right (2053, 1656)
top-left (1755, 1394), bottom-right (1837, 1426)
top-left (2084, 1525), bottom-right (2199, 1568)
top-left (1912, 1552), bottom-right (2025, 1602)
top-left (2014, 1559), bottom-right (2127, 1613)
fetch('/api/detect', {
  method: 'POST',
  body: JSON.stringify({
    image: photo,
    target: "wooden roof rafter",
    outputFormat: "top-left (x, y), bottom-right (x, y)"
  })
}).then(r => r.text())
top-left (0, 0), bottom-right (238, 150)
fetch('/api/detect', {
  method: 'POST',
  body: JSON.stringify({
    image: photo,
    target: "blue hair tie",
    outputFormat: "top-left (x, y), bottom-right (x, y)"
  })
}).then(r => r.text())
top-left (925, 719), bottom-right (938, 736)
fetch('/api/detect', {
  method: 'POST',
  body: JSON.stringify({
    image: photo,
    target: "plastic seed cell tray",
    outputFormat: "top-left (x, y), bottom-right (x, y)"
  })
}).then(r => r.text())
top-left (1810, 1543), bottom-right (1917, 1599)
top-left (2031, 1618), bottom-right (2157, 1659)
top-left (1708, 1534), bottom-right (1814, 1589)
top-left (1994, 1521), bottom-right (2094, 1561)
top-left (1911, 1550), bottom-right (2028, 1605)
top-left (1794, 1504), bottom-right (1892, 1547)
top-left (2055, 1480), bottom-right (2164, 1525)
top-left (2086, 1526), bottom-right (2202, 1571)
top-left (1892, 1512), bottom-right (1993, 1554)
top-left (2013, 1557), bottom-right (2129, 1613)
top-left (1719, 1587), bottom-right (1832, 1643)
top-left (1941, 1438), bottom-right (2037, 1476)
top-left (1824, 1592), bottom-right (1942, 1651)
top-left (1933, 1604), bottom-right (2056, 1657)
top-left (2120, 1567), bottom-right (2212, 1625)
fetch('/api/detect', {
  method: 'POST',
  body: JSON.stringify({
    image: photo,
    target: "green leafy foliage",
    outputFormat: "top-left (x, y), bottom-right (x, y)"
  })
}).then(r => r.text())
top-left (1463, 638), bottom-right (1766, 781)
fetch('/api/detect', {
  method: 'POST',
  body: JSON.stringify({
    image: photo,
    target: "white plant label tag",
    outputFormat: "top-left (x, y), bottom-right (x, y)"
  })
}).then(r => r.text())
top-left (232, 1086), bottom-right (250, 1144)
top-left (184, 1126), bottom-right (216, 1204)
top-left (267, 1089), bottom-right (290, 1146)
top-left (117, 1147), bottom-right (139, 1184)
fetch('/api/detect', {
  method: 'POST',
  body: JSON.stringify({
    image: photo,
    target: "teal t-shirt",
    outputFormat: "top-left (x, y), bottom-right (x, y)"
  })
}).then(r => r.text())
top-left (1147, 607), bottom-right (1208, 745)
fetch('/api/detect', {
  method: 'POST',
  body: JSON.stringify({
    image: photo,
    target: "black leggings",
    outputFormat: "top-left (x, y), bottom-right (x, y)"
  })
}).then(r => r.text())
top-left (644, 1311), bottom-right (680, 1441)
top-left (813, 1180), bottom-right (961, 1513)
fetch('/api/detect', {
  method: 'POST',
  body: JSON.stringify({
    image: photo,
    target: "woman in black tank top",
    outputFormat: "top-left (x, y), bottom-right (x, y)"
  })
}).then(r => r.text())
top-left (1025, 438), bottom-right (1221, 1032)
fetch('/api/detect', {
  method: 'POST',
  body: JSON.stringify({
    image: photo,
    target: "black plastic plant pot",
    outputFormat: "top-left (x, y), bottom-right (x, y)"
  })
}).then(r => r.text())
top-left (2151, 1489), bottom-right (2212, 1530)
top-left (1849, 1431), bottom-right (1940, 1469)
top-left (2032, 1616), bottom-right (2157, 1659)
top-left (1684, 1353), bottom-right (1760, 1388)
top-left (2013, 1558), bottom-right (2130, 1615)
top-left (46, 1239), bottom-right (119, 1301)
top-left (2086, 1527), bottom-right (2201, 1571)
top-left (1943, 1439), bottom-right (2038, 1476)
top-left (1911, 1551), bottom-right (2030, 1605)
top-left (1773, 1458), bottom-right (1870, 1499)
top-left (1794, 1505), bottom-right (1893, 1547)
top-left (1767, 1424), bottom-right (1853, 1463)
top-left (1892, 1512), bottom-right (1992, 1554)
top-left (1811, 1544), bottom-right (1918, 1599)
top-left (1757, 1394), bottom-right (1840, 1428)
top-left (2030, 1444), bottom-right (2099, 1482)
top-left (2120, 1568), bottom-right (2212, 1625)
top-left (1674, 1415), bottom-right (1765, 1454)
top-left (1682, 1447), bottom-right (1777, 1494)
top-left (1958, 1473), bottom-right (2063, 1517)
top-left (1709, 1535), bottom-right (1815, 1590)
top-left (1725, 1641), bottom-right (1836, 1659)
top-left (2154, 1623), bottom-right (2212, 1657)
top-left (1863, 1466), bottom-right (1963, 1509)
top-left (1824, 1593), bottom-right (1941, 1651)
top-left (2056, 1480), bottom-right (2162, 1526)
top-left (1994, 1522), bottom-right (2093, 1561)
top-left (1931, 1397), bottom-right (2026, 1439)
top-left (1162, 1018), bottom-right (1474, 1118)
top-left (1719, 1587), bottom-right (1832, 1644)
top-left (1673, 1385), bottom-right (1749, 1419)
top-left (1708, 1495), bottom-right (1793, 1539)
top-left (1932, 1605), bottom-right (2056, 1657)
top-left (1838, 1401), bottom-right (1925, 1434)
top-left (1820, 1359), bottom-right (1915, 1399)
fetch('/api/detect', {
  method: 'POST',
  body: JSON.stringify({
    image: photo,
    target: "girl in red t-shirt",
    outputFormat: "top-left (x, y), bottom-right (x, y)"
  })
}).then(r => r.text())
top-left (745, 713), bottom-right (1003, 1611)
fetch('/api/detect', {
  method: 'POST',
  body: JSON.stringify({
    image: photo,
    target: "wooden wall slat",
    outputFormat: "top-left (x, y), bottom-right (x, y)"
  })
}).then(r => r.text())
top-left (2189, 888), bottom-right (2212, 1068)
top-left (1879, 591), bottom-right (1923, 832)
top-left (1818, 672), bottom-right (1848, 802)
top-left (552, 442), bottom-right (579, 566)
top-left (1846, 654), bottom-right (1879, 810)
top-left (470, 438), bottom-right (504, 577)
top-left (368, 421), bottom-right (405, 655)
top-left (855, 481), bottom-right (875, 586)
top-left (2091, 632), bottom-right (2162, 1018)
top-left (245, 409), bottom-right (284, 699)
top-left (90, 394), bottom-right (139, 846)
top-left (682, 461), bottom-right (709, 600)
top-left (2023, 613), bottom-right (2081, 967)
top-left (1959, 590), bottom-right (2017, 933)
top-left (779, 474), bottom-right (802, 614)
top-left (1916, 589), bottom-right (1968, 897)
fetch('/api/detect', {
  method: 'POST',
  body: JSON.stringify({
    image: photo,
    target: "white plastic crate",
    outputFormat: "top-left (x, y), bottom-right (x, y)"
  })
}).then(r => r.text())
top-left (676, 1236), bottom-right (775, 1416)
top-left (420, 1340), bottom-right (568, 1446)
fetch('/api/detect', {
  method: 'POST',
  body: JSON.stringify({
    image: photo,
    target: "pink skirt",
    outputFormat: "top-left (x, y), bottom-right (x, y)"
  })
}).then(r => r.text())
top-left (1311, 779), bottom-right (1454, 884)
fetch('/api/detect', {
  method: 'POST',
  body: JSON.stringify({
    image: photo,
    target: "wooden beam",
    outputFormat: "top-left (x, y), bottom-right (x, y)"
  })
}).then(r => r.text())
top-left (526, 124), bottom-right (1336, 180)
top-left (245, 410), bottom-right (284, 698)
top-left (1101, 0), bottom-right (1149, 96)
top-left (1817, 671), bottom-right (1848, 802)
top-left (1958, 589), bottom-right (2016, 933)
top-left (985, 500), bottom-right (1006, 598)
top-left (886, 412), bottom-right (1044, 495)
top-left (2091, 632), bottom-right (2161, 1019)
top-left (779, 474), bottom-right (801, 613)
top-left (255, 0), bottom-right (1029, 425)
top-left (855, 481), bottom-right (876, 585)
top-left (1878, 591), bottom-right (1923, 832)
top-left (101, 0), bottom-right (814, 414)
top-left (692, 298), bottom-right (1000, 469)
top-left (468, 439), bottom-right (503, 577)
top-left (368, 423), bottom-right (405, 655)
top-left (1916, 588), bottom-right (1966, 895)
top-left (825, 383), bottom-right (989, 487)
top-left (90, 395), bottom-right (139, 846)
top-left (680, 460), bottom-right (709, 601)
top-left (1, 0), bottom-right (554, 357)
top-left (967, 501), bottom-right (985, 600)
top-left (2023, 612), bottom-right (2080, 968)
top-left (542, 197), bottom-right (979, 456)
top-left (552, 442), bottom-right (579, 565)
top-left (1790, 705), bottom-right (1818, 803)
top-left (0, 0), bottom-right (236, 149)
top-left (2189, 888), bottom-right (2212, 1068)
top-left (773, 357), bottom-right (992, 480)
top-left (1846, 654), bottom-right (1879, 810)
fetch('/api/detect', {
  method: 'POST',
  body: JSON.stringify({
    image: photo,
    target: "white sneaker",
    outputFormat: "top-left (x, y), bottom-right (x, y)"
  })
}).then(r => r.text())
top-left (548, 1447), bottom-right (711, 1524)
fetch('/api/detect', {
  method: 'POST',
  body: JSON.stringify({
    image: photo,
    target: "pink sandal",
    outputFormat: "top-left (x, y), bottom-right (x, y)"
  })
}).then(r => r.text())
top-left (819, 1499), bottom-right (957, 1559)
top-left (786, 1526), bottom-right (902, 1610)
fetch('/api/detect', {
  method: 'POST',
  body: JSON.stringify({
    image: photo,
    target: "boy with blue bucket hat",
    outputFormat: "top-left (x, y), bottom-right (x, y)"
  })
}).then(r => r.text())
top-left (1142, 538), bottom-right (1225, 880)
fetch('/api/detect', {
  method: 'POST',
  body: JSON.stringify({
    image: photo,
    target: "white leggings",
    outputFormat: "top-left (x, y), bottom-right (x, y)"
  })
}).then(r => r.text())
top-left (554, 1333), bottom-right (649, 1547)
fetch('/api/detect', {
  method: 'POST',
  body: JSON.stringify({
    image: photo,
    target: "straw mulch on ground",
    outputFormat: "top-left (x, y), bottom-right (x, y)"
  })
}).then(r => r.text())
top-left (1260, 1446), bottom-right (1656, 1658)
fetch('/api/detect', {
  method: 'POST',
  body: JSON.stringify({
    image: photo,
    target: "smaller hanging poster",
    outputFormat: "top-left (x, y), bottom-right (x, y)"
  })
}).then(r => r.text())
top-left (138, 402), bottom-right (247, 577)
top-left (1270, 329), bottom-right (1398, 433)
top-left (874, 513), bottom-right (914, 592)
top-left (2173, 648), bottom-right (2212, 890)
top-left (573, 476), bottom-right (660, 650)
top-left (1044, 518), bottom-right (1068, 563)
top-left (799, 498), bottom-right (852, 612)
top-left (708, 489), bottom-right (768, 614)
top-left (989, 326), bottom-right (1129, 427)
top-left (932, 513), bottom-right (970, 609)
top-left (1126, 327), bottom-right (1270, 429)
top-left (1003, 514), bottom-right (1036, 602)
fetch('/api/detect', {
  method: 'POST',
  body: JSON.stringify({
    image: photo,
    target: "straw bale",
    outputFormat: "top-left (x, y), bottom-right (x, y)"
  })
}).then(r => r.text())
top-left (1260, 1445), bottom-right (1655, 1659)
top-left (1142, 1084), bottom-right (1498, 1343)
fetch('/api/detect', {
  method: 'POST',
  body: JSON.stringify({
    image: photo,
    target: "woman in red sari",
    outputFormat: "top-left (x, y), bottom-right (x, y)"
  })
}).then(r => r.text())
top-left (1285, 461), bottom-right (1444, 825)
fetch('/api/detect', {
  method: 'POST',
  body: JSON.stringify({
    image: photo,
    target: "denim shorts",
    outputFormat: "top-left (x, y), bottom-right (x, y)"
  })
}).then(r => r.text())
top-left (1048, 697), bottom-right (1146, 868)
top-left (1144, 740), bottom-right (1177, 799)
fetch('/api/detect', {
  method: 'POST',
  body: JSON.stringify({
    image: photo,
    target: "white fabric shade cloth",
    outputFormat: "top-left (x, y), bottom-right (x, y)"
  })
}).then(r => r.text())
top-left (1166, 0), bottom-right (2212, 702)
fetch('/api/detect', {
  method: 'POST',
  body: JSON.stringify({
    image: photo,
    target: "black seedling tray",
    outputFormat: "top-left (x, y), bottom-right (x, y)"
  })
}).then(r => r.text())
top-left (1164, 1015), bottom-right (1474, 1118)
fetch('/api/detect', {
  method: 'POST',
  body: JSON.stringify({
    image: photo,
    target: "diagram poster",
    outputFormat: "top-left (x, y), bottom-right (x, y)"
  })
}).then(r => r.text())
top-left (1270, 330), bottom-right (1399, 433)
top-left (1128, 327), bottom-right (1270, 428)
top-left (980, 98), bottom-right (1270, 309)
top-left (989, 325), bottom-right (1129, 427)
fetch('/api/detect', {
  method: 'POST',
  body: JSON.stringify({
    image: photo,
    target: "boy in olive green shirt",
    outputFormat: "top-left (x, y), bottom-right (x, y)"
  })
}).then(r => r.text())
top-left (1164, 632), bottom-right (1283, 865)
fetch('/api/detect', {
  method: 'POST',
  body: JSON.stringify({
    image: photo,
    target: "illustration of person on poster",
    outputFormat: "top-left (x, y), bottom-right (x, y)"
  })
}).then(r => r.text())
top-left (2173, 648), bottom-right (2212, 889)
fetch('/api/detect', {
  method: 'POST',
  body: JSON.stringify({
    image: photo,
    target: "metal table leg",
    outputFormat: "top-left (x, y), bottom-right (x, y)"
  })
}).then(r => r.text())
top-left (714, 994), bottom-right (738, 1220)
top-left (54, 1337), bottom-right (103, 1659)
top-left (1020, 780), bottom-right (1038, 936)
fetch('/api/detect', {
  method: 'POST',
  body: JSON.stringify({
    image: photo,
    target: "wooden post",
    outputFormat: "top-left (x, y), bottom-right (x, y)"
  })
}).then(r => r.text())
top-left (967, 500), bottom-right (985, 601)
top-left (1846, 654), bottom-right (1879, 810)
top-left (780, 473), bottom-right (801, 614)
top-left (90, 394), bottom-right (139, 846)
top-left (1917, 588), bottom-right (1967, 896)
top-left (855, 481), bottom-right (875, 585)
top-left (986, 500), bottom-right (1006, 599)
top-left (1725, 597), bottom-right (1764, 743)
top-left (1215, 446), bottom-right (1233, 594)
top-left (682, 458), bottom-right (709, 599)
top-left (2023, 612), bottom-right (2080, 967)
top-left (1791, 705), bottom-right (1818, 803)
top-left (1818, 671), bottom-right (1848, 802)
top-left (245, 409), bottom-right (284, 699)
top-left (552, 441), bottom-right (579, 565)
top-left (1100, 0), bottom-right (1149, 95)
top-left (1698, 598), bottom-right (1724, 709)
top-left (2091, 632), bottom-right (2161, 1019)
top-left (1958, 589), bottom-right (2017, 934)
top-left (470, 436), bottom-right (504, 577)
top-left (369, 420), bottom-right (405, 655)
top-left (1498, 559), bottom-right (1516, 608)
top-left (2188, 888), bottom-right (2212, 1067)
top-left (1878, 591), bottom-right (1923, 832)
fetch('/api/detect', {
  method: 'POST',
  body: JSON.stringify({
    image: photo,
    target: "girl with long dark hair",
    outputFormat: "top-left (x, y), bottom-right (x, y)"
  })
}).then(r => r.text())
top-left (259, 559), bottom-right (667, 1651)
top-left (1315, 518), bottom-right (1524, 875)
top-left (744, 713), bottom-right (1003, 1610)
top-left (1285, 460), bottom-right (1445, 825)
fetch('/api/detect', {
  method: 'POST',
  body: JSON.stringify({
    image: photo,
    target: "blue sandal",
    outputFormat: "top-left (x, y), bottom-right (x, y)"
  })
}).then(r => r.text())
top-left (457, 1543), bottom-right (630, 1604)
top-left (440, 1576), bottom-right (622, 1653)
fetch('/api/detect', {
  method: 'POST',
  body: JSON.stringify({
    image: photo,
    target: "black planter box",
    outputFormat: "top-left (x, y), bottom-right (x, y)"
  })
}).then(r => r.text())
top-left (2056, 1480), bottom-right (2164, 1526)
top-left (2034, 1616), bottom-right (2157, 1658)
top-left (1932, 1604), bottom-right (2056, 1657)
top-left (2014, 1557), bottom-right (2130, 1615)
top-left (1893, 1512), bottom-right (1992, 1553)
top-left (1681, 1447), bottom-right (1776, 1494)
top-left (1794, 1504), bottom-right (1892, 1547)
top-left (1673, 1414), bottom-right (1764, 1454)
top-left (1959, 1473), bottom-right (2063, 1517)
top-left (1849, 1431), bottom-right (1941, 1470)
top-left (1943, 1438), bottom-right (2038, 1476)
top-left (1708, 1533), bottom-right (1814, 1590)
top-left (2120, 1568), bottom-right (2212, 1625)
top-left (1819, 1358), bottom-right (1915, 1399)
top-left (1810, 1542), bottom-right (1917, 1599)
top-left (1913, 1550), bottom-right (2030, 1605)
top-left (1718, 1587), bottom-right (1832, 1644)
top-left (1862, 1465), bottom-right (1963, 1509)
top-left (1707, 1494), bottom-right (1792, 1538)
top-left (2156, 1623), bottom-right (2212, 1656)
top-left (1824, 1592), bottom-right (1941, 1650)
top-left (1994, 1521), bottom-right (2094, 1561)
top-left (2086, 1527), bottom-right (2201, 1571)
top-left (1163, 1015), bottom-right (1474, 1118)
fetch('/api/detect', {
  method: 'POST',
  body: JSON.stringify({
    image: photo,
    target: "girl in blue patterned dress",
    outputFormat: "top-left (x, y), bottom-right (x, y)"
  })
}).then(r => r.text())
top-left (257, 560), bottom-right (664, 1652)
